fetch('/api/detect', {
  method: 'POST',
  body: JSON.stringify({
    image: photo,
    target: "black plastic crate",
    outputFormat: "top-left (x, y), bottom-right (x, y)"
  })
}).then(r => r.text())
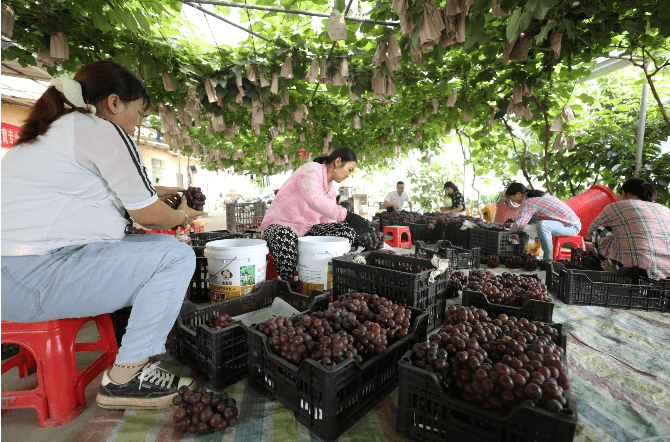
top-left (441, 224), bottom-right (470, 249)
top-left (332, 252), bottom-right (450, 331)
top-left (469, 228), bottom-right (526, 262)
top-left (407, 222), bottom-right (443, 243)
top-left (1, 343), bottom-right (21, 360)
top-left (170, 279), bottom-right (328, 390)
top-left (226, 201), bottom-right (267, 233)
top-left (414, 240), bottom-right (481, 270)
top-left (546, 262), bottom-right (670, 312)
top-left (247, 303), bottom-right (429, 442)
top-left (189, 231), bottom-right (240, 248)
top-left (396, 325), bottom-right (577, 442)
top-left (570, 247), bottom-right (602, 271)
top-left (461, 289), bottom-right (554, 323)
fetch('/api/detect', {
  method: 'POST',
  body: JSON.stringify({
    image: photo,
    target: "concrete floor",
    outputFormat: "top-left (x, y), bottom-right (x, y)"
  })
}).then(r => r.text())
top-left (1, 213), bottom-right (229, 441)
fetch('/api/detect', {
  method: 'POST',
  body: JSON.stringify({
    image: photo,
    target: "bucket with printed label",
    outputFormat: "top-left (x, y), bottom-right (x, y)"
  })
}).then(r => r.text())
top-left (204, 239), bottom-right (269, 303)
top-left (297, 236), bottom-right (351, 297)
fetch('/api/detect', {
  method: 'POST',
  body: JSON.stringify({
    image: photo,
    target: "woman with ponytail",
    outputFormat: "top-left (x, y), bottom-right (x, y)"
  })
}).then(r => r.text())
top-left (587, 178), bottom-right (670, 279)
top-left (261, 147), bottom-right (369, 284)
top-left (504, 182), bottom-right (581, 259)
top-left (2, 61), bottom-right (202, 410)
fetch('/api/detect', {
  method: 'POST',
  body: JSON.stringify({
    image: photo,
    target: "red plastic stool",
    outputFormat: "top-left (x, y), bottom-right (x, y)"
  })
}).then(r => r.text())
top-left (383, 225), bottom-right (412, 249)
top-left (552, 235), bottom-right (586, 262)
top-left (1, 314), bottom-right (119, 426)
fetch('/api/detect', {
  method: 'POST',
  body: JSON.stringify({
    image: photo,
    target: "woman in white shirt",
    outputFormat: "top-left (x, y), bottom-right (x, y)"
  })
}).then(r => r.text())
top-left (1, 61), bottom-right (203, 410)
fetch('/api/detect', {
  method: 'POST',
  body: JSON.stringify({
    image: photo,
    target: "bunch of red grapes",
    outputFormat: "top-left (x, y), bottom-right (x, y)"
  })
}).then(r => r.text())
top-left (486, 255), bottom-right (501, 268)
top-left (486, 254), bottom-right (541, 271)
top-left (172, 187), bottom-right (207, 211)
top-left (256, 292), bottom-right (413, 366)
top-left (446, 270), bottom-right (468, 298)
top-left (171, 387), bottom-right (239, 434)
top-left (188, 313), bottom-right (237, 332)
top-left (354, 224), bottom-right (384, 251)
top-left (467, 270), bottom-right (550, 306)
top-left (411, 305), bottom-right (570, 414)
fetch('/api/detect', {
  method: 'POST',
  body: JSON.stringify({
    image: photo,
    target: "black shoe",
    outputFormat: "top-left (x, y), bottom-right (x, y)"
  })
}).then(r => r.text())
top-left (96, 361), bottom-right (195, 410)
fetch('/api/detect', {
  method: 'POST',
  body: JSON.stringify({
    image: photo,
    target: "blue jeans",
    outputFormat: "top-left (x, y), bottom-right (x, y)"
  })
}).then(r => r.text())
top-left (535, 220), bottom-right (581, 259)
top-left (1, 234), bottom-right (195, 364)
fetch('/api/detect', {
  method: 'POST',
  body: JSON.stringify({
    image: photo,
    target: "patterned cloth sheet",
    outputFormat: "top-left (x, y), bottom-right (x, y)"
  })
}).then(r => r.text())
top-left (71, 267), bottom-right (670, 442)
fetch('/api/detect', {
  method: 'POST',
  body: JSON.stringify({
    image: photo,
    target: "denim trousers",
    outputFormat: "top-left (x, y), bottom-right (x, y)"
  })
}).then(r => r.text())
top-left (535, 220), bottom-right (581, 259)
top-left (1, 234), bottom-right (195, 364)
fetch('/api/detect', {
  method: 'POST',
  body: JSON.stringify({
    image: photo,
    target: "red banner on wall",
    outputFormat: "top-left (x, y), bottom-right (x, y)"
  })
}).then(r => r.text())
top-left (1, 123), bottom-right (21, 148)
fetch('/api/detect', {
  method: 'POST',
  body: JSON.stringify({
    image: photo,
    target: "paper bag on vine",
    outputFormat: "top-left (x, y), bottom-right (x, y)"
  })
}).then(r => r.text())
top-left (415, 132), bottom-right (422, 142)
top-left (306, 59), bottom-right (319, 83)
top-left (492, 2), bottom-right (508, 17)
top-left (353, 115), bottom-right (361, 129)
top-left (204, 80), bottom-right (217, 103)
top-left (562, 106), bottom-right (575, 122)
top-left (281, 90), bottom-right (290, 106)
top-left (418, 0), bottom-right (445, 49)
top-left (462, 109), bottom-right (473, 122)
top-left (37, 48), bottom-right (57, 67)
top-left (391, 0), bottom-right (407, 16)
top-left (271, 73), bottom-right (279, 95)
top-left (259, 73), bottom-right (270, 88)
top-left (162, 73), bottom-right (175, 92)
top-left (566, 136), bottom-right (574, 149)
top-left (552, 133), bottom-right (564, 150)
top-left (372, 41), bottom-right (388, 67)
top-left (328, 8), bottom-right (347, 41)
top-left (447, 90), bottom-right (457, 107)
top-left (410, 42), bottom-right (422, 63)
top-left (348, 80), bottom-right (360, 102)
top-left (550, 30), bottom-right (563, 58)
top-left (50, 32), bottom-right (69, 60)
top-left (372, 72), bottom-right (387, 99)
top-left (300, 132), bottom-right (306, 142)
top-left (364, 102), bottom-right (371, 115)
top-left (2, 4), bottom-right (15, 38)
top-left (432, 98), bottom-right (439, 114)
top-left (247, 65), bottom-right (257, 85)
top-left (386, 77), bottom-right (396, 97)
top-left (280, 56), bottom-right (293, 79)
top-left (550, 115), bottom-right (563, 132)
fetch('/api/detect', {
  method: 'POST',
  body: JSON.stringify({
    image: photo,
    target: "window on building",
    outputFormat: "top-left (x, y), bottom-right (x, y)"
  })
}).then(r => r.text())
top-left (151, 157), bottom-right (164, 184)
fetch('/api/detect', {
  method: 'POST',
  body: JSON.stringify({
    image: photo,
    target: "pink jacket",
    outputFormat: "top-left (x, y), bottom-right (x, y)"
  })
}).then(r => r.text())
top-left (261, 162), bottom-right (347, 237)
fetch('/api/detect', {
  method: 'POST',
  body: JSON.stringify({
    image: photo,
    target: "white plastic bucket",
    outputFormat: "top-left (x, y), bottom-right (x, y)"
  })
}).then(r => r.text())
top-left (297, 236), bottom-right (351, 296)
top-left (204, 239), bottom-right (269, 302)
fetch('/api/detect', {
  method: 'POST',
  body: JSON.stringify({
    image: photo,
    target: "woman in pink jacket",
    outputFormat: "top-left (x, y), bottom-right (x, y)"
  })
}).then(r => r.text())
top-left (260, 147), bottom-right (368, 282)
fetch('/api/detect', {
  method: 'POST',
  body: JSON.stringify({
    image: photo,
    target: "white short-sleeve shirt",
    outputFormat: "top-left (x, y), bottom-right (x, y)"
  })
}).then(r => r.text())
top-left (384, 191), bottom-right (411, 209)
top-left (2, 112), bottom-right (157, 255)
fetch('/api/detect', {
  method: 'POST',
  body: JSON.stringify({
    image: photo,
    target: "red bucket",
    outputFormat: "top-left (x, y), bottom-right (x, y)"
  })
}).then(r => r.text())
top-left (493, 200), bottom-right (520, 223)
top-left (565, 185), bottom-right (619, 239)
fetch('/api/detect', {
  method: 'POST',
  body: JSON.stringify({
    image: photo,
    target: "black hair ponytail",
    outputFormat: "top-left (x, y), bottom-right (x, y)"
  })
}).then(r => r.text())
top-left (621, 178), bottom-right (657, 202)
top-left (505, 182), bottom-right (545, 198)
top-left (313, 146), bottom-right (357, 165)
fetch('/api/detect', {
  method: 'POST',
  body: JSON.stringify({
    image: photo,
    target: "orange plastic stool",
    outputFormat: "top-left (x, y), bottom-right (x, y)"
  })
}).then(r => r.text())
top-left (382, 225), bottom-right (412, 249)
top-left (1, 314), bottom-right (118, 426)
top-left (552, 236), bottom-right (586, 262)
